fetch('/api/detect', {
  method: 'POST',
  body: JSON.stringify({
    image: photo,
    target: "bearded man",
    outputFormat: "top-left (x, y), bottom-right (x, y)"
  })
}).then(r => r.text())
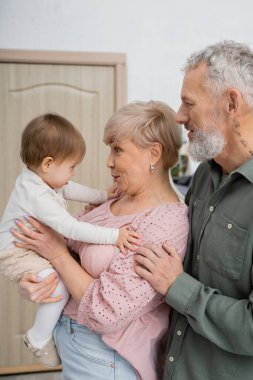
top-left (135, 40), bottom-right (253, 380)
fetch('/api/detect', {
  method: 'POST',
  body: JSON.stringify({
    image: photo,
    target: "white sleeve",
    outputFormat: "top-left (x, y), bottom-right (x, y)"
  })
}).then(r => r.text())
top-left (62, 181), bottom-right (107, 204)
top-left (30, 191), bottom-right (119, 245)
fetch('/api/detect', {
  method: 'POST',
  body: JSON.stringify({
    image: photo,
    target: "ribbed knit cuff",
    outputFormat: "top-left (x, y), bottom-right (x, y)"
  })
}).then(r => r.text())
top-left (101, 190), bottom-right (108, 202)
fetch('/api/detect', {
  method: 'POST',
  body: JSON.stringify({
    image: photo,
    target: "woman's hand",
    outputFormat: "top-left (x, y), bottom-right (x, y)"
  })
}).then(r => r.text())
top-left (18, 272), bottom-right (62, 303)
top-left (12, 216), bottom-right (68, 264)
top-left (13, 217), bottom-right (94, 304)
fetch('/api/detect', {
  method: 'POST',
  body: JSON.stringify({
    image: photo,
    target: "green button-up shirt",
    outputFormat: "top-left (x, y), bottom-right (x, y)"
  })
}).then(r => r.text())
top-left (164, 158), bottom-right (253, 380)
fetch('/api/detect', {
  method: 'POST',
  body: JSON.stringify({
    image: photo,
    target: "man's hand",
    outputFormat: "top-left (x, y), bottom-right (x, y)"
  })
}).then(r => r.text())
top-left (134, 242), bottom-right (183, 295)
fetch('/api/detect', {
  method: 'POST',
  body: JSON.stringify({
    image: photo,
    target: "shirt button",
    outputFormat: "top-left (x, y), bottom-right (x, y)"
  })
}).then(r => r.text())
top-left (169, 356), bottom-right (174, 362)
top-left (196, 255), bottom-right (200, 260)
top-left (209, 206), bottom-right (214, 212)
top-left (177, 330), bottom-right (182, 336)
top-left (227, 223), bottom-right (233, 229)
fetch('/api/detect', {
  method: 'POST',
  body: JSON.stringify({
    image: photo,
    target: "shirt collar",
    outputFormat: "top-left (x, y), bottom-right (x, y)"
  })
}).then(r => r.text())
top-left (208, 156), bottom-right (253, 184)
top-left (232, 156), bottom-right (253, 183)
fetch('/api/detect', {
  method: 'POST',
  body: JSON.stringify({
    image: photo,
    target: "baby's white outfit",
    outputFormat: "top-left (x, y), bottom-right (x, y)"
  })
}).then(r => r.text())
top-left (0, 166), bottom-right (118, 253)
top-left (0, 166), bottom-right (118, 358)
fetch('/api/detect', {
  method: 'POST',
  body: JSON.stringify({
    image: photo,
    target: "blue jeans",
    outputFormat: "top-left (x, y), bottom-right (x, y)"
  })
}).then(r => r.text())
top-left (54, 315), bottom-right (138, 380)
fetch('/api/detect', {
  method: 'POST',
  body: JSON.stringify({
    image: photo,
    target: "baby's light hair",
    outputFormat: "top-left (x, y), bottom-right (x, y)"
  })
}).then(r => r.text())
top-left (103, 100), bottom-right (182, 169)
top-left (20, 114), bottom-right (86, 168)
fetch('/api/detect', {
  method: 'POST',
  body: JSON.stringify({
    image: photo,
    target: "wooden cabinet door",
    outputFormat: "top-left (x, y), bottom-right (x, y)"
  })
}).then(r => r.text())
top-left (0, 50), bottom-right (126, 374)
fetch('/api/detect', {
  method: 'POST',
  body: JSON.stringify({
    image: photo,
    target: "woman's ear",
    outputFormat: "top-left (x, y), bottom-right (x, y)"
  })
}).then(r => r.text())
top-left (150, 142), bottom-right (163, 165)
top-left (41, 157), bottom-right (54, 173)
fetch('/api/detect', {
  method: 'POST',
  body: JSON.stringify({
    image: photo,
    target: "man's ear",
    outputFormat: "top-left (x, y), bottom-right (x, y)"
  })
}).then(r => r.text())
top-left (41, 157), bottom-right (54, 173)
top-left (225, 88), bottom-right (243, 115)
top-left (150, 142), bottom-right (163, 165)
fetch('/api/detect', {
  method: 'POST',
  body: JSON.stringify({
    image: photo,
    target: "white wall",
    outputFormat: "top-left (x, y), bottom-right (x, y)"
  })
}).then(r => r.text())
top-left (1, 0), bottom-right (252, 174)
top-left (1, 0), bottom-right (253, 110)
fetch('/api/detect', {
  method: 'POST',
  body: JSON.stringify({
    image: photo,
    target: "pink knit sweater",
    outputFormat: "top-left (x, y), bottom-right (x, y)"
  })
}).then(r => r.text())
top-left (64, 199), bottom-right (189, 380)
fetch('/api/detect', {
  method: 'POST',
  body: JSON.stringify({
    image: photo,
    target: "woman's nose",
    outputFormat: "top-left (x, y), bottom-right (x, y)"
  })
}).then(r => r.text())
top-left (106, 152), bottom-right (114, 168)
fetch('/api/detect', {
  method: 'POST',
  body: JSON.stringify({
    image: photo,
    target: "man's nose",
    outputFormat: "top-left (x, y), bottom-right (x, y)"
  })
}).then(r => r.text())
top-left (176, 104), bottom-right (189, 125)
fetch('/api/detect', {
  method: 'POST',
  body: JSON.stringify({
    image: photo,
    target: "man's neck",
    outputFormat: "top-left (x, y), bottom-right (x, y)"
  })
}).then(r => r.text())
top-left (215, 116), bottom-right (253, 173)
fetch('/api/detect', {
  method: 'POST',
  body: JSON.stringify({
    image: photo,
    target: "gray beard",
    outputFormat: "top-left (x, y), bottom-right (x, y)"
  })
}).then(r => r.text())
top-left (189, 129), bottom-right (225, 162)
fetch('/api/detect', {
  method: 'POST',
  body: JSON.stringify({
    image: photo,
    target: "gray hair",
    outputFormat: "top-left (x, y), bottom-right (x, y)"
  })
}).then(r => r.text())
top-left (183, 40), bottom-right (253, 108)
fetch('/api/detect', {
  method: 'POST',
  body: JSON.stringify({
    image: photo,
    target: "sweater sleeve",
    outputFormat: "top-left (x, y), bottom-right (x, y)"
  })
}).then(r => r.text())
top-left (77, 203), bottom-right (189, 333)
top-left (31, 190), bottom-right (119, 244)
top-left (62, 181), bottom-right (107, 204)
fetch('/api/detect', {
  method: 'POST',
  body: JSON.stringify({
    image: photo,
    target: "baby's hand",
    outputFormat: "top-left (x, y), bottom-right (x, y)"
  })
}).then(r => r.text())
top-left (107, 183), bottom-right (121, 200)
top-left (116, 225), bottom-right (142, 254)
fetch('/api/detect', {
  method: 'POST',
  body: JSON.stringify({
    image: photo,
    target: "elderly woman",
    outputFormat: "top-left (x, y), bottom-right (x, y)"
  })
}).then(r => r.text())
top-left (14, 101), bottom-right (189, 380)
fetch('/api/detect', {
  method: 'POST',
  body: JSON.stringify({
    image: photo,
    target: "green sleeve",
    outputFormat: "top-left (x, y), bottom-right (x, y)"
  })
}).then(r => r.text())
top-left (166, 272), bottom-right (253, 355)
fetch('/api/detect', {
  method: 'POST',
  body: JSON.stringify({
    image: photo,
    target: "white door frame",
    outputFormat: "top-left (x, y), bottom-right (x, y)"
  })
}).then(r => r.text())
top-left (0, 49), bottom-right (127, 109)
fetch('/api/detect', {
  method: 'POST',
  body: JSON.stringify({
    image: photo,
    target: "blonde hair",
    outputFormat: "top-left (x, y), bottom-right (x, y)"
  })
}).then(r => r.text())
top-left (104, 100), bottom-right (182, 169)
top-left (20, 114), bottom-right (86, 168)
